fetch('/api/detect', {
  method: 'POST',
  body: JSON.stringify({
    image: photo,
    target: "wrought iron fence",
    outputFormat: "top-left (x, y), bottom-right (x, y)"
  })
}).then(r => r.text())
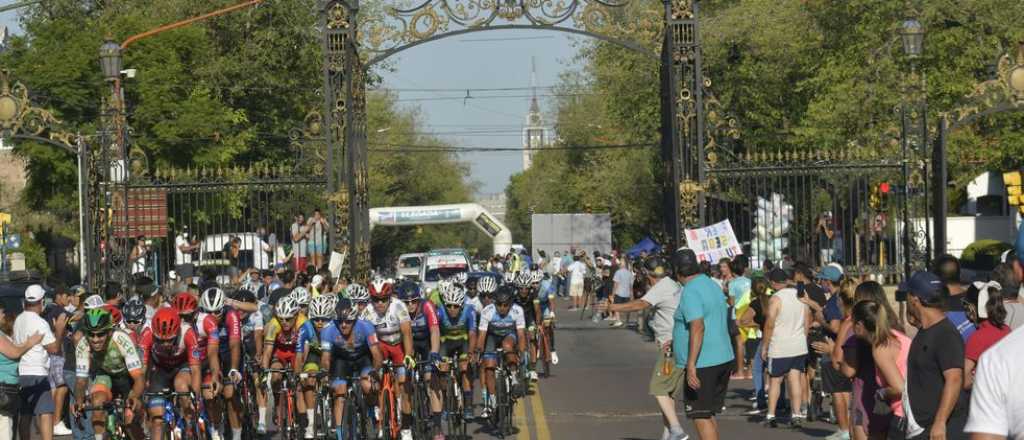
top-left (703, 149), bottom-right (927, 276)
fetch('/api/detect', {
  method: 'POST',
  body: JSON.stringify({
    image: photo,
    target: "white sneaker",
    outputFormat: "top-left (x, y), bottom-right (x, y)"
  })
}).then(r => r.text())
top-left (304, 426), bottom-right (315, 439)
top-left (257, 422), bottom-right (267, 435)
top-left (210, 429), bottom-right (223, 440)
top-left (551, 351), bottom-right (559, 365)
top-left (528, 371), bottom-right (539, 381)
top-left (53, 421), bottom-right (73, 436)
top-left (400, 428), bottom-right (414, 440)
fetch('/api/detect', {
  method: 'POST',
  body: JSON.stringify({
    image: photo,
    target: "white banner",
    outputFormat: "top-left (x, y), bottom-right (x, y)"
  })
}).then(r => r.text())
top-left (685, 219), bottom-right (743, 263)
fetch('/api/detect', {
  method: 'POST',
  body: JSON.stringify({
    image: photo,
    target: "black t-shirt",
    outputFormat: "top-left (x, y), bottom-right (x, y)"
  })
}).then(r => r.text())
top-left (945, 291), bottom-right (965, 312)
top-left (907, 318), bottom-right (965, 428)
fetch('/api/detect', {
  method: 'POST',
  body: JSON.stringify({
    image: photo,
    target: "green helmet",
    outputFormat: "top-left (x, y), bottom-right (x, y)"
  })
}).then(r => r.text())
top-left (83, 308), bottom-right (114, 333)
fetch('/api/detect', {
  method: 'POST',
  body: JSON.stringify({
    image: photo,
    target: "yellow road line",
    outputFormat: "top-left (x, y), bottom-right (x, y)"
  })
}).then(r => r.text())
top-left (530, 383), bottom-right (552, 440)
top-left (514, 386), bottom-right (529, 440)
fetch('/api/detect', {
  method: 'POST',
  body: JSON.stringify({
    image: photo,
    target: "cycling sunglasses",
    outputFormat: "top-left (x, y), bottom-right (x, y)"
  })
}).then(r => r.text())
top-left (312, 318), bottom-right (331, 325)
top-left (339, 319), bottom-right (357, 325)
top-left (87, 331), bottom-right (111, 339)
top-left (371, 297), bottom-right (389, 303)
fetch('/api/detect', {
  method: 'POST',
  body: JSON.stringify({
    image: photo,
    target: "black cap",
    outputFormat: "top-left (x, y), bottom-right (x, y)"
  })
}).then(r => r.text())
top-left (673, 248), bottom-right (700, 277)
top-left (767, 268), bottom-right (790, 283)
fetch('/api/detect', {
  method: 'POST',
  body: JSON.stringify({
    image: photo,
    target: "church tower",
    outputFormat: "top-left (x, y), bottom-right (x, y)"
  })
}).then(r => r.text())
top-left (522, 58), bottom-right (548, 171)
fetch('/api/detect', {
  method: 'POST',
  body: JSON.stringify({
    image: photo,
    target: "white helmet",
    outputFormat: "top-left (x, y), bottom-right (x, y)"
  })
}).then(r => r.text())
top-left (275, 296), bottom-right (299, 319)
top-left (477, 276), bottom-right (498, 294)
top-left (529, 270), bottom-right (544, 284)
top-left (442, 284), bottom-right (466, 306)
top-left (514, 271), bottom-right (532, 288)
top-left (290, 287), bottom-right (311, 306)
top-left (200, 287), bottom-right (226, 313)
top-left (436, 279), bottom-right (453, 294)
top-left (502, 272), bottom-right (516, 285)
top-left (451, 272), bottom-right (468, 285)
top-left (84, 294), bottom-right (106, 310)
top-left (309, 295), bottom-right (335, 320)
top-left (348, 283), bottom-right (369, 302)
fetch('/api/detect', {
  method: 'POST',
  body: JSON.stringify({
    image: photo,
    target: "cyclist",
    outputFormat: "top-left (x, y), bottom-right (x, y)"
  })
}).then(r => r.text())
top-left (514, 272), bottom-right (543, 382)
top-left (535, 270), bottom-right (559, 366)
top-left (72, 308), bottom-right (145, 439)
top-left (199, 287), bottom-right (243, 440)
top-left (295, 295), bottom-right (335, 439)
top-left (259, 296), bottom-right (304, 434)
top-left (291, 287), bottom-right (313, 321)
top-left (321, 298), bottom-right (382, 440)
top-left (122, 297), bottom-right (147, 342)
top-left (139, 307), bottom-right (203, 440)
top-left (476, 274), bottom-right (498, 311)
top-left (398, 280), bottom-right (445, 440)
top-left (437, 283), bottom-right (478, 421)
top-left (233, 289), bottom-right (266, 437)
top-left (361, 278), bottom-right (415, 440)
top-left (473, 285), bottom-right (526, 419)
top-left (348, 283), bottom-right (371, 316)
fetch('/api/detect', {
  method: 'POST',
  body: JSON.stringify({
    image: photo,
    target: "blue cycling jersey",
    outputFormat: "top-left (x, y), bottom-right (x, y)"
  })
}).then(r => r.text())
top-left (296, 319), bottom-right (331, 355)
top-left (320, 320), bottom-right (378, 362)
top-left (478, 304), bottom-right (526, 338)
top-left (436, 302), bottom-right (477, 340)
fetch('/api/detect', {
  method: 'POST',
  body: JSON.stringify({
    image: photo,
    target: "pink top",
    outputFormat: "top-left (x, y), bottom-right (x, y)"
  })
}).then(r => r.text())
top-left (875, 330), bottom-right (911, 417)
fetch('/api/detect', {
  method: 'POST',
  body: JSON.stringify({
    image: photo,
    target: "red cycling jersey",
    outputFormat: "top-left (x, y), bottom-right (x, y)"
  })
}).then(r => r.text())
top-left (192, 314), bottom-right (221, 362)
top-left (139, 324), bottom-right (202, 369)
top-left (197, 310), bottom-right (241, 349)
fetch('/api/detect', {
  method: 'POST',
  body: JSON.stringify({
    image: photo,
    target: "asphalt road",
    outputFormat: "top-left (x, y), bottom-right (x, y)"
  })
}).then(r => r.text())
top-left (41, 296), bottom-right (836, 440)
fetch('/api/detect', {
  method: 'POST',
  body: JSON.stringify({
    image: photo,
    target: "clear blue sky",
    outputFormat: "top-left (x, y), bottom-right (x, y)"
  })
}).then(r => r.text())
top-left (1, 7), bottom-right (581, 196)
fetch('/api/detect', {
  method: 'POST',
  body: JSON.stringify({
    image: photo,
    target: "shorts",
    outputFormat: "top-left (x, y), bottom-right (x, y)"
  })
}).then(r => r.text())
top-left (49, 355), bottom-right (66, 388)
top-left (329, 356), bottom-right (374, 387)
top-left (649, 353), bottom-right (686, 397)
top-left (378, 342), bottom-right (407, 377)
top-left (768, 354), bottom-right (807, 377)
top-left (683, 361), bottom-right (732, 419)
top-left (146, 364), bottom-right (192, 405)
top-left (569, 281), bottom-right (584, 298)
top-left (294, 256), bottom-right (308, 273)
top-left (613, 295), bottom-right (630, 305)
top-left (271, 349), bottom-right (296, 366)
top-left (307, 241), bottom-right (326, 255)
top-left (440, 338), bottom-right (469, 360)
top-left (412, 338), bottom-right (431, 361)
top-left (482, 332), bottom-right (517, 359)
top-left (18, 375), bottom-right (54, 416)
top-left (821, 358), bottom-right (853, 393)
top-left (89, 373), bottom-right (133, 398)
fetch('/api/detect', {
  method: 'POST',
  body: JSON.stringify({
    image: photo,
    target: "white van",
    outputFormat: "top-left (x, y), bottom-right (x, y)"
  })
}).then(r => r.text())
top-left (395, 252), bottom-right (425, 281)
top-left (419, 248), bottom-right (470, 291)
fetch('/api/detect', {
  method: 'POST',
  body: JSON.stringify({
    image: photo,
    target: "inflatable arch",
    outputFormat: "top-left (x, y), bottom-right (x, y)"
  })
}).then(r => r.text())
top-left (368, 204), bottom-right (513, 255)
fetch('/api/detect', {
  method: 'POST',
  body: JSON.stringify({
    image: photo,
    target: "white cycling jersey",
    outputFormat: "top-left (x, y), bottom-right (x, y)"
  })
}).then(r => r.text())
top-left (478, 303), bottom-right (525, 337)
top-left (360, 299), bottom-right (410, 345)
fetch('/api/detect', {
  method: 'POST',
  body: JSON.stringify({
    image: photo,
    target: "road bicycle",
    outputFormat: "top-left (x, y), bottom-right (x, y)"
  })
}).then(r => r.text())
top-left (79, 398), bottom-right (131, 440)
top-left (306, 371), bottom-right (333, 440)
top-left (489, 348), bottom-right (518, 438)
top-left (405, 357), bottom-right (434, 438)
top-left (236, 358), bottom-right (262, 440)
top-left (264, 367), bottom-right (301, 440)
top-left (536, 322), bottom-right (553, 378)
top-left (439, 354), bottom-right (469, 440)
top-left (376, 360), bottom-right (402, 440)
top-left (339, 372), bottom-right (372, 440)
top-left (142, 390), bottom-right (206, 440)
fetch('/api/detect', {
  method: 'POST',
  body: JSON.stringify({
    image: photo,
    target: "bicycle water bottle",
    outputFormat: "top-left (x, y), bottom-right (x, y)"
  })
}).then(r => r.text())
top-left (661, 350), bottom-right (674, 376)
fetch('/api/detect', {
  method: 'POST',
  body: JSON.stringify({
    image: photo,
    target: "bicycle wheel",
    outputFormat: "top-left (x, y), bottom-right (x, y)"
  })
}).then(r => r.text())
top-left (539, 327), bottom-right (552, 378)
top-left (414, 377), bottom-right (432, 438)
top-left (316, 388), bottom-right (332, 439)
top-left (379, 378), bottom-right (398, 440)
top-left (446, 372), bottom-right (465, 439)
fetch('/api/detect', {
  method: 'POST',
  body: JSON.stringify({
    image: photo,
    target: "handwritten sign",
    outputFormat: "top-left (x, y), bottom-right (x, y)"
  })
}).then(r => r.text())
top-left (685, 219), bottom-right (743, 263)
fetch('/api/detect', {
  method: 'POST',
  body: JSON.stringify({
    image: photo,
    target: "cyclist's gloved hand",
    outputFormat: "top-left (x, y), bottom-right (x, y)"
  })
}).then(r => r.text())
top-left (403, 355), bottom-right (416, 370)
top-left (429, 352), bottom-right (441, 364)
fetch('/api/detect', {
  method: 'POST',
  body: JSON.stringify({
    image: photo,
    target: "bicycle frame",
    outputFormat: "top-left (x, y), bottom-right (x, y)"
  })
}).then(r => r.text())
top-left (80, 399), bottom-right (128, 440)
top-left (264, 368), bottom-right (299, 440)
top-left (142, 390), bottom-right (203, 440)
top-left (377, 360), bottom-right (401, 440)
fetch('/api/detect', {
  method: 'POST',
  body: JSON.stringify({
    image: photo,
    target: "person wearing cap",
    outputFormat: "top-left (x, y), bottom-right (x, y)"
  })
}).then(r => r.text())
top-left (602, 255), bottom-right (689, 440)
top-left (904, 271), bottom-right (967, 439)
top-left (761, 267), bottom-right (811, 428)
top-left (42, 286), bottom-right (77, 436)
top-left (671, 248), bottom-right (733, 440)
top-left (0, 297), bottom-right (46, 440)
top-left (14, 284), bottom-right (68, 440)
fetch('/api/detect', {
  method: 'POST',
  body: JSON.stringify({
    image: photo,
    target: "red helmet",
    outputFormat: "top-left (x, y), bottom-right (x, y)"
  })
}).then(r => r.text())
top-left (152, 307), bottom-right (182, 340)
top-left (104, 304), bottom-right (123, 326)
top-left (369, 278), bottom-right (393, 299)
top-left (173, 292), bottom-right (198, 315)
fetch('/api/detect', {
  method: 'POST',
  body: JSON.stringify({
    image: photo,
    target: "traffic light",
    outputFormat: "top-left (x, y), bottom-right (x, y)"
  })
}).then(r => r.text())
top-left (870, 182), bottom-right (892, 210)
top-left (1004, 170), bottom-right (1024, 214)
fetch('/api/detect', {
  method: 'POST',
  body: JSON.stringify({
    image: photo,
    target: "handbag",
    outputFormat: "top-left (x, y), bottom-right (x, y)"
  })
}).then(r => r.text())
top-left (0, 383), bottom-right (20, 414)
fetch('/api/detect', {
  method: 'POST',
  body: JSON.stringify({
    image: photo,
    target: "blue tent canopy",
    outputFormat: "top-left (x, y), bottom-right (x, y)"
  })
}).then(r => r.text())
top-left (626, 236), bottom-right (661, 258)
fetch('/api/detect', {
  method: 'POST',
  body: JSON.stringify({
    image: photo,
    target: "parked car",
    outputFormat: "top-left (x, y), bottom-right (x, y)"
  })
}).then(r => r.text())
top-left (419, 248), bottom-right (470, 291)
top-left (395, 252), bottom-right (425, 281)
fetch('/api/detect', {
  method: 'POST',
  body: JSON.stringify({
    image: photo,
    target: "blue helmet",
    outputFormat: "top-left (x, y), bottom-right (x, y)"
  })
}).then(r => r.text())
top-left (395, 280), bottom-right (422, 302)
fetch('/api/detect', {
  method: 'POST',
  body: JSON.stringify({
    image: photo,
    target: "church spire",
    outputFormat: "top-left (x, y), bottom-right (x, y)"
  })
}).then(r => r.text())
top-left (529, 56), bottom-right (539, 114)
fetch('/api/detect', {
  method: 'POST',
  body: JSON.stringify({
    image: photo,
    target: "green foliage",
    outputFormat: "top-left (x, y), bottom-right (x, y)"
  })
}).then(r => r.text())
top-left (960, 239), bottom-right (1011, 271)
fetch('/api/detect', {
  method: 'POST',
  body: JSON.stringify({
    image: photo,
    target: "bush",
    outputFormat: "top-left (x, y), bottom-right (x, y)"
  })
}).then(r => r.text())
top-left (960, 239), bottom-right (1012, 271)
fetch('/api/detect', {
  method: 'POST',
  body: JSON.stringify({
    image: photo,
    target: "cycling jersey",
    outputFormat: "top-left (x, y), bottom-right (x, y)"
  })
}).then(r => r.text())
top-left (478, 304), bottom-right (526, 338)
top-left (513, 291), bottom-right (539, 326)
top-left (263, 316), bottom-right (306, 362)
top-left (241, 310), bottom-right (264, 337)
top-left (408, 301), bottom-right (439, 342)
top-left (437, 303), bottom-right (477, 342)
top-left (75, 330), bottom-right (143, 378)
top-left (360, 300), bottom-right (410, 346)
top-left (320, 320), bottom-right (378, 362)
top-left (296, 319), bottom-right (329, 358)
top-left (139, 324), bottom-right (202, 369)
top-left (198, 309), bottom-right (242, 352)
top-left (465, 296), bottom-right (483, 315)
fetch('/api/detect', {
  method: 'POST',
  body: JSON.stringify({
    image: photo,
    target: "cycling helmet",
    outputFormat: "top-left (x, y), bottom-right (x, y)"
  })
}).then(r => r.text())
top-left (348, 283), bottom-right (369, 302)
top-left (529, 270), bottom-right (544, 284)
top-left (452, 272), bottom-right (468, 286)
top-left (200, 287), bottom-right (226, 313)
top-left (84, 294), bottom-right (105, 310)
top-left (395, 280), bottom-right (421, 302)
top-left (275, 296), bottom-right (299, 319)
top-left (123, 296), bottom-right (146, 324)
top-left (502, 272), bottom-right (515, 285)
top-left (335, 298), bottom-right (359, 322)
top-left (369, 278), bottom-right (393, 299)
top-left (442, 284), bottom-right (466, 306)
top-left (494, 286), bottom-right (515, 305)
top-left (173, 292), bottom-right (198, 315)
top-left (82, 308), bottom-right (114, 333)
top-left (514, 272), bottom-right (532, 289)
top-left (477, 276), bottom-right (498, 294)
top-left (104, 304), bottom-right (123, 326)
top-left (309, 295), bottom-right (335, 320)
top-left (290, 287), bottom-right (312, 306)
top-left (152, 307), bottom-right (182, 340)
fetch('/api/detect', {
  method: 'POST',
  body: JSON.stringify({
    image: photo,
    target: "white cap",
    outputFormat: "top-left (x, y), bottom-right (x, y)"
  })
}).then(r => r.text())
top-left (827, 262), bottom-right (845, 275)
top-left (311, 275), bottom-right (324, 288)
top-left (25, 284), bottom-right (46, 302)
top-left (84, 295), bottom-right (105, 310)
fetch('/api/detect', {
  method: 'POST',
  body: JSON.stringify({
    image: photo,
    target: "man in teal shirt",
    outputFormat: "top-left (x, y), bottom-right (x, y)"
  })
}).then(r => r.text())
top-left (672, 249), bottom-right (734, 440)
